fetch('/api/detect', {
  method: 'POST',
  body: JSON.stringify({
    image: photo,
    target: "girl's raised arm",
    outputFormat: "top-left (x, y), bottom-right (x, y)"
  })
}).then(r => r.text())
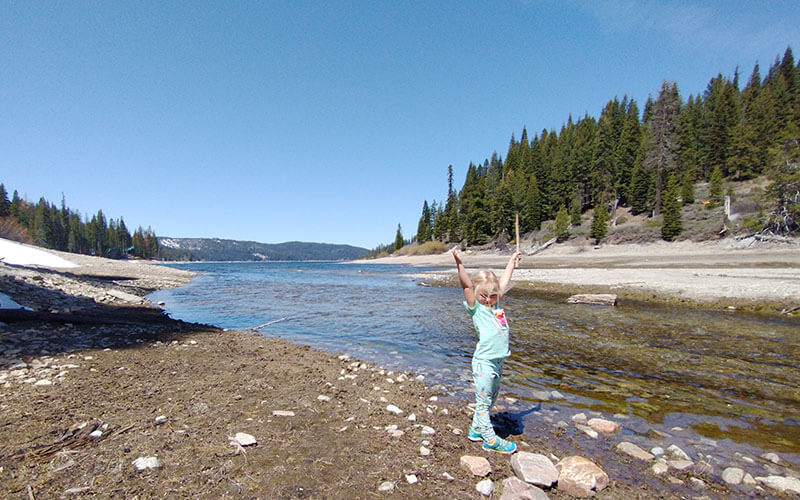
top-left (452, 247), bottom-right (476, 307)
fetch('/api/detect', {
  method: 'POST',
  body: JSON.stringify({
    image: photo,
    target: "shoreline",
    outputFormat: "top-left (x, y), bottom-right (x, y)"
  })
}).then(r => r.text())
top-left (352, 239), bottom-right (800, 315)
top-left (1, 244), bottom-right (799, 498)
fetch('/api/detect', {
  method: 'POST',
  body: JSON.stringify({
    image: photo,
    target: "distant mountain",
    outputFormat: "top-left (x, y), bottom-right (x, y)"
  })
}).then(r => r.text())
top-left (158, 237), bottom-right (367, 261)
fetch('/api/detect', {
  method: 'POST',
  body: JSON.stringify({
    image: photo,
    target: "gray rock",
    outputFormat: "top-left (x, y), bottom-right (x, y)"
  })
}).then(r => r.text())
top-left (616, 442), bottom-right (654, 461)
top-left (760, 452), bottom-right (781, 464)
top-left (668, 459), bottom-right (694, 471)
top-left (571, 413), bottom-right (587, 424)
top-left (755, 475), bottom-right (800, 494)
top-left (386, 404), bottom-right (403, 415)
top-left (132, 456), bottom-right (161, 470)
top-left (511, 452), bottom-right (558, 488)
top-left (722, 467), bottom-right (744, 485)
top-left (499, 477), bottom-right (549, 500)
top-left (476, 479), bottom-right (494, 496)
top-left (378, 481), bottom-right (394, 492)
top-left (652, 460), bottom-right (669, 475)
top-left (650, 446), bottom-right (665, 457)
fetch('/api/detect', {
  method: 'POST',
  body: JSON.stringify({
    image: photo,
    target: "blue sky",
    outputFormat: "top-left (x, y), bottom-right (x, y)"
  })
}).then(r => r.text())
top-left (2, 1), bottom-right (798, 249)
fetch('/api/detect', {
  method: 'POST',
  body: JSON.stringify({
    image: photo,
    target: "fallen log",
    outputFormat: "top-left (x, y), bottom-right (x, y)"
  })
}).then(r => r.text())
top-left (526, 237), bottom-right (556, 256)
top-left (567, 294), bottom-right (618, 306)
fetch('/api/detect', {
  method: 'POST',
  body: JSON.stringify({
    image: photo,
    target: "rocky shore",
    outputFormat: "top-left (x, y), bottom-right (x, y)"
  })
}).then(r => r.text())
top-left (2, 242), bottom-right (799, 498)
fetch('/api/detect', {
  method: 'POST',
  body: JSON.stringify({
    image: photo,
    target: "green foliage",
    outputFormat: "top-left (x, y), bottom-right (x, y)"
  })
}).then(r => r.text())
top-left (554, 205), bottom-right (570, 242)
top-left (590, 203), bottom-right (609, 242)
top-left (570, 194), bottom-right (582, 226)
top-left (661, 176), bottom-right (684, 241)
top-left (415, 200), bottom-right (432, 243)
top-left (394, 224), bottom-right (404, 252)
top-left (709, 165), bottom-right (724, 206)
top-left (406, 240), bottom-right (448, 256)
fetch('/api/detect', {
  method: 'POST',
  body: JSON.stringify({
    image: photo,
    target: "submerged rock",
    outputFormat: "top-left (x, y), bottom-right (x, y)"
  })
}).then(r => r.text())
top-left (755, 475), bottom-right (800, 494)
top-left (616, 442), bottom-right (654, 461)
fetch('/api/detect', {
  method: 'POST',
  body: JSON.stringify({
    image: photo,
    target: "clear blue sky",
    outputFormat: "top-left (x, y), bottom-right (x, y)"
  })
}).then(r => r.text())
top-left (2, 1), bottom-right (798, 249)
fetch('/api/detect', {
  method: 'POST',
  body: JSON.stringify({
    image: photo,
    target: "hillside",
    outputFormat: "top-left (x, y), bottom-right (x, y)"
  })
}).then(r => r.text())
top-left (158, 237), bottom-right (367, 261)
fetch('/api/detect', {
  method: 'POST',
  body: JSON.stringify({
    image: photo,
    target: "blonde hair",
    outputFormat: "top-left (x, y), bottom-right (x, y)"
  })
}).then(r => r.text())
top-left (473, 270), bottom-right (500, 298)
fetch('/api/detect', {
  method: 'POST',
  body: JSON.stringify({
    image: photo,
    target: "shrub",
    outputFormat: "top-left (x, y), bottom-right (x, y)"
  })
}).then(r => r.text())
top-left (0, 217), bottom-right (32, 244)
top-left (406, 240), bottom-right (448, 256)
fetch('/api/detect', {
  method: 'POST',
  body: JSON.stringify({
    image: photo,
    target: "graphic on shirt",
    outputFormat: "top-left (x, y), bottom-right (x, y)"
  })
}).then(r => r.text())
top-left (493, 308), bottom-right (507, 328)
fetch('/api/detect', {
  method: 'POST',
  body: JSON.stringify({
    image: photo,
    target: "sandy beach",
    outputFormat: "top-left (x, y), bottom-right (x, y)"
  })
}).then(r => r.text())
top-left (2, 239), bottom-right (800, 498)
top-left (357, 238), bottom-right (800, 312)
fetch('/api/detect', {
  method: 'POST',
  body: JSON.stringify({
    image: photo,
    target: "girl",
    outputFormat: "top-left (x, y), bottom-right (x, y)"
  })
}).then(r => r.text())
top-left (452, 247), bottom-right (521, 454)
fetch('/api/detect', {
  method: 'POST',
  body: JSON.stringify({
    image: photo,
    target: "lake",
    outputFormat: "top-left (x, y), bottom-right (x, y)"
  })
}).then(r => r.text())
top-left (147, 261), bottom-right (800, 466)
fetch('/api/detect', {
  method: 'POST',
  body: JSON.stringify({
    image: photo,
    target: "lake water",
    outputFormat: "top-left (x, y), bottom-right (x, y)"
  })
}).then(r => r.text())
top-left (148, 261), bottom-right (800, 467)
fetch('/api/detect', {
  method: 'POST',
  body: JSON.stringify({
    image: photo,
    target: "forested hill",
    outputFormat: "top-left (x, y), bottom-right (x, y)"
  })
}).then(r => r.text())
top-left (158, 237), bottom-right (367, 261)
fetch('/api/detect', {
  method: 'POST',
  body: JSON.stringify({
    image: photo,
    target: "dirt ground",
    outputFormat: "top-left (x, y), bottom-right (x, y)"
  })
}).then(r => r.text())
top-left (0, 244), bottom-right (795, 498)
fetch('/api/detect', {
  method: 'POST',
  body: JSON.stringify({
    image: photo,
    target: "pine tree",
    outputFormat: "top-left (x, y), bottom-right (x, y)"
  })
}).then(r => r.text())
top-left (680, 170), bottom-right (696, 205)
top-left (554, 205), bottom-right (570, 242)
top-left (416, 200), bottom-right (431, 243)
top-left (590, 202), bottom-right (609, 243)
top-left (644, 81), bottom-right (681, 216)
top-left (0, 184), bottom-right (9, 216)
top-left (661, 176), bottom-right (683, 241)
top-left (709, 164), bottom-right (724, 206)
top-left (394, 224), bottom-right (404, 252)
top-left (570, 193), bottom-right (582, 226)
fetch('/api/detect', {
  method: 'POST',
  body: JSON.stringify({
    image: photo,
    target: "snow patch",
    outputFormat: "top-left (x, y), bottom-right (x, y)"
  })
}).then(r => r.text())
top-left (0, 238), bottom-right (78, 268)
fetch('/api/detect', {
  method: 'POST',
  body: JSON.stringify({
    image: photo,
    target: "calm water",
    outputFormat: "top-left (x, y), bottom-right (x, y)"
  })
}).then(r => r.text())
top-left (148, 261), bottom-right (800, 465)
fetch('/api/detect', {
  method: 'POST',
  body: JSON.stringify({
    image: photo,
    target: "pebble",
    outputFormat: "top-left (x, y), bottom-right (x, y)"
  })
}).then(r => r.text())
top-left (666, 444), bottom-right (692, 461)
top-left (272, 410), bottom-right (295, 417)
top-left (650, 446), bottom-right (664, 456)
top-left (132, 456), bottom-right (161, 470)
top-left (556, 456), bottom-right (609, 497)
top-left (476, 479), bottom-right (494, 496)
top-left (761, 452), bottom-right (781, 464)
top-left (34, 379), bottom-right (52, 386)
top-left (461, 455), bottom-right (492, 477)
top-left (154, 415), bottom-right (167, 425)
top-left (407, 413), bottom-right (416, 422)
top-left (386, 404), bottom-right (403, 415)
top-left (420, 446), bottom-right (431, 456)
top-left (574, 424), bottom-right (598, 439)
top-left (317, 395), bottom-right (331, 402)
top-left (722, 467), bottom-right (744, 485)
top-left (510, 451), bottom-right (558, 488)
top-left (377, 481), bottom-right (394, 492)
top-left (652, 460), bottom-right (669, 475)
top-left (442, 472), bottom-right (455, 481)
top-left (616, 442), bottom-right (654, 461)
top-left (667, 459), bottom-right (693, 471)
top-left (755, 475), bottom-right (800, 494)
top-left (405, 474), bottom-right (418, 484)
top-left (420, 425), bottom-right (435, 435)
top-left (231, 432), bottom-right (257, 446)
top-left (571, 413), bottom-right (587, 424)
top-left (587, 417), bottom-right (619, 434)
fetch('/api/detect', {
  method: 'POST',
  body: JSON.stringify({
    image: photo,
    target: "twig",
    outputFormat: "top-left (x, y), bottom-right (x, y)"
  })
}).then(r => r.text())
top-left (27, 484), bottom-right (35, 500)
top-left (250, 317), bottom-right (290, 331)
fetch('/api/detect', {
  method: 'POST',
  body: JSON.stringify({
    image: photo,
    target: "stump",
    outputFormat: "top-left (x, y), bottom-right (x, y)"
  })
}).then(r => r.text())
top-left (566, 294), bottom-right (617, 306)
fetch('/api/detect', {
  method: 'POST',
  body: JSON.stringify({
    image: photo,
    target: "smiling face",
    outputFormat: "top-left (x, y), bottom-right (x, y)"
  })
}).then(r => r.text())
top-left (477, 291), bottom-right (499, 307)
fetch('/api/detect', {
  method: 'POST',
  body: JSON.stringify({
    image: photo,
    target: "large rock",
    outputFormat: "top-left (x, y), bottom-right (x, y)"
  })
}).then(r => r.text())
top-left (461, 455), bottom-right (491, 477)
top-left (556, 456), bottom-right (609, 498)
top-left (499, 477), bottom-right (550, 500)
top-left (616, 442), bottom-right (654, 461)
top-left (511, 452), bottom-right (558, 488)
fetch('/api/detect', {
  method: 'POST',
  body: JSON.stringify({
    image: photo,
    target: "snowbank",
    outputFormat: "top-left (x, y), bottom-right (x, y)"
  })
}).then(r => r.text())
top-left (0, 238), bottom-right (78, 268)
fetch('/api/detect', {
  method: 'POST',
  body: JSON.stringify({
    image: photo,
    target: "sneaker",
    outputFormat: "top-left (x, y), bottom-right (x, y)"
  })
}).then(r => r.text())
top-left (467, 425), bottom-right (482, 442)
top-left (482, 436), bottom-right (517, 454)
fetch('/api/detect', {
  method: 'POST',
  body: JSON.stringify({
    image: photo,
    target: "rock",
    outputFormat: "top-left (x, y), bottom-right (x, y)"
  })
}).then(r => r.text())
top-left (587, 418), bottom-right (619, 434)
top-left (34, 379), bottom-right (52, 386)
top-left (89, 430), bottom-right (102, 438)
top-left (556, 456), bottom-right (609, 498)
top-left (63, 487), bottom-right (91, 495)
top-left (755, 476), bottom-right (800, 494)
top-left (378, 481), bottom-right (394, 492)
top-left (231, 432), bottom-right (257, 446)
top-left (531, 390), bottom-right (551, 400)
top-left (476, 479), bottom-right (494, 496)
top-left (510, 452), bottom-right (558, 488)
top-left (550, 390), bottom-right (565, 400)
top-left (667, 460), bottom-right (693, 471)
top-left (694, 460), bottom-right (713, 475)
top-left (652, 460), bottom-right (669, 475)
top-left (650, 446), bottom-right (664, 457)
top-left (461, 455), bottom-right (492, 477)
top-left (442, 472), bottom-right (455, 481)
top-left (743, 473), bottom-right (756, 485)
top-left (666, 444), bottom-right (691, 461)
top-left (689, 477), bottom-right (707, 490)
top-left (154, 415), bottom-right (167, 425)
top-left (616, 442), bottom-right (654, 461)
top-left (272, 410), bottom-right (295, 417)
top-left (722, 467), bottom-right (744, 485)
top-left (574, 424), bottom-right (598, 439)
top-left (420, 446), bottom-right (431, 456)
top-left (407, 413), bottom-right (416, 421)
top-left (386, 404), bottom-right (403, 415)
top-left (761, 452), bottom-right (781, 464)
top-left (420, 425), bottom-right (435, 435)
top-left (132, 456), bottom-right (161, 470)
top-left (499, 477), bottom-right (549, 500)
top-left (571, 413), bottom-right (587, 424)
top-left (405, 474), bottom-right (418, 484)
top-left (317, 395), bottom-right (331, 402)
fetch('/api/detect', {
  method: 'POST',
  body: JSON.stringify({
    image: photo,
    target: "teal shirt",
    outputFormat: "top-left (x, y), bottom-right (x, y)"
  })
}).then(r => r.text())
top-left (465, 301), bottom-right (511, 360)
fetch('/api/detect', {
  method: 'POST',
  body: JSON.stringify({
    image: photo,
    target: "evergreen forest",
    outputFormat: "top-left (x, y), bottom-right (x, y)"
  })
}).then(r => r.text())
top-left (410, 47), bottom-right (800, 249)
top-left (0, 185), bottom-right (163, 260)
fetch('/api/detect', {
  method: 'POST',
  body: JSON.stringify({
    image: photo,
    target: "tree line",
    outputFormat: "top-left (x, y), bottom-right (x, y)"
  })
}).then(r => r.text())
top-left (411, 46), bottom-right (800, 247)
top-left (0, 184), bottom-right (161, 259)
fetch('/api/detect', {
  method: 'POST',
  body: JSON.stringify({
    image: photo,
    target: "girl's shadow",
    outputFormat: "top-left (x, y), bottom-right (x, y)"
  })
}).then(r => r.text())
top-left (491, 405), bottom-right (540, 438)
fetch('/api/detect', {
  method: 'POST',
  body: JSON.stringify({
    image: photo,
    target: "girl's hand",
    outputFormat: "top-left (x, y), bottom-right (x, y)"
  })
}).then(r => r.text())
top-left (451, 247), bottom-right (462, 265)
top-left (511, 251), bottom-right (521, 268)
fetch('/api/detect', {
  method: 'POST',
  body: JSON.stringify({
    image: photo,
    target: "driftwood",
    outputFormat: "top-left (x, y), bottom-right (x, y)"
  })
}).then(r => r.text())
top-left (526, 237), bottom-right (556, 256)
top-left (250, 317), bottom-right (290, 331)
top-left (567, 294), bottom-right (618, 306)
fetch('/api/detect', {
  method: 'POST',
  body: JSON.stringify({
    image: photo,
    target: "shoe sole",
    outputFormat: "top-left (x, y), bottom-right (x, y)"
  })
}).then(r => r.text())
top-left (468, 435), bottom-right (482, 442)
top-left (482, 443), bottom-right (517, 454)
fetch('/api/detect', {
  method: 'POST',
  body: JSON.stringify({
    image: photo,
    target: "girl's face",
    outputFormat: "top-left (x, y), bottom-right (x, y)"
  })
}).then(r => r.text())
top-left (477, 291), bottom-right (499, 307)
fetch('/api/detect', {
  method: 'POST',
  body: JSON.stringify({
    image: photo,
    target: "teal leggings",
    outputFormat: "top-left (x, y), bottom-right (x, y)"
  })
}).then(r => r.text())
top-left (471, 357), bottom-right (504, 441)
